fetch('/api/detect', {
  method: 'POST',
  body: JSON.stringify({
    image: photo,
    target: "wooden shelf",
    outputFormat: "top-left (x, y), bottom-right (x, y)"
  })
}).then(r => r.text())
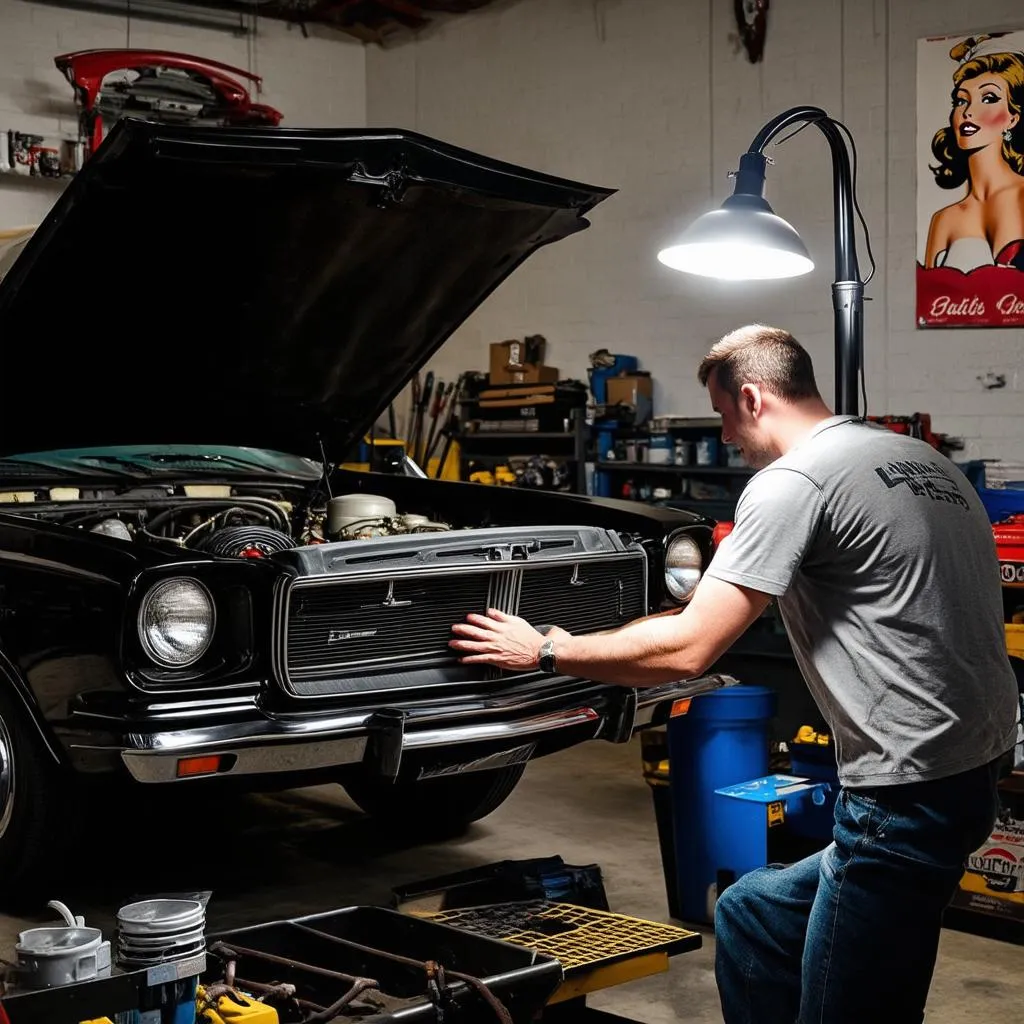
top-left (651, 416), bottom-right (723, 429)
top-left (462, 451), bottom-right (583, 462)
top-left (457, 432), bottom-right (577, 441)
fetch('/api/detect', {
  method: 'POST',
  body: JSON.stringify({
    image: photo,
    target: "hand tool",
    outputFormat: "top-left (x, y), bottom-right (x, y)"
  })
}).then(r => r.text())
top-left (415, 371), bottom-right (435, 464)
top-left (422, 379), bottom-right (452, 470)
top-left (407, 371), bottom-right (421, 459)
top-left (430, 373), bottom-right (467, 478)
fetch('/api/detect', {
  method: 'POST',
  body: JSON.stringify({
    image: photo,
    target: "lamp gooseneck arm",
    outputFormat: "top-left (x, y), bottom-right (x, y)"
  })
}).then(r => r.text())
top-left (745, 106), bottom-right (864, 416)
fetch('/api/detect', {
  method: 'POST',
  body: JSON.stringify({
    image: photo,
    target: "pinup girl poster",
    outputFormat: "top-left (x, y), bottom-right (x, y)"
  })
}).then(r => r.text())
top-left (917, 31), bottom-right (1024, 327)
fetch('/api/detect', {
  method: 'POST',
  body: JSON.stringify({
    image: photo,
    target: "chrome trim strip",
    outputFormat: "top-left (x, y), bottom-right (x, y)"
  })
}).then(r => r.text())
top-left (115, 674), bottom-right (734, 783)
top-left (121, 711), bottom-right (374, 754)
top-left (629, 674), bottom-right (738, 730)
top-left (142, 695), bottom-right (260, 717)
top-left (402, 706), bottom-right (600, 749)
top-left (117, 703), bottom-right (604, 783)
top-left (270, 572), bottom-right (292, 695)
top-left (486, 566), bottom-right (523, 616)
top-left (122, 736), bottom-right (368, 783)
top-left (287, 550), bottom-right (634, 589)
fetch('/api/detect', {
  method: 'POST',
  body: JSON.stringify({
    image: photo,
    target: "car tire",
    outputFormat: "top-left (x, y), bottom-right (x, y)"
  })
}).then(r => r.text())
top-left (0, 687), bottom-right (74, 907)
top-left (342, 764), bottom-right (526, 835)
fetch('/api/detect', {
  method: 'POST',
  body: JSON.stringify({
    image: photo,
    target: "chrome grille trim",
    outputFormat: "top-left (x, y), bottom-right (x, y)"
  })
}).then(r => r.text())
top-left (274, 544), bottom-right (648, 700)
top-left (487, 567), bottom-right (523, 615)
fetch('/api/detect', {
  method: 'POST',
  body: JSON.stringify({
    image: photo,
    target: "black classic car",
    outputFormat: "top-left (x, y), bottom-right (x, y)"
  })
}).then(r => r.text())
top-left (0, 119), bottom-right (726, 896)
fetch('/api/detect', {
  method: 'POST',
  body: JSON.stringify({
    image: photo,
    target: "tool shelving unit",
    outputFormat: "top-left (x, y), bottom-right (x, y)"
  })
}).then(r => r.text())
top-left (455, 408), bottom-right (589, 494)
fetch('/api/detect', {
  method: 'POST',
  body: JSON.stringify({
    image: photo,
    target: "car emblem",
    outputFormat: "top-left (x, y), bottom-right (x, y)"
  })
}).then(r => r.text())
top-left (569, 564), bottom-right (587, 586)
top-left (328, 628), bottom-right (378, 643)
top-left (360, 580), bottom-right (412, 610)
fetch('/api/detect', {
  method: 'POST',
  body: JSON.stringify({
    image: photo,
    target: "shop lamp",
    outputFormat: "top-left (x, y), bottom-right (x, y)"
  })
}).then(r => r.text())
top-left (657, 106), bottom-right (866, 417)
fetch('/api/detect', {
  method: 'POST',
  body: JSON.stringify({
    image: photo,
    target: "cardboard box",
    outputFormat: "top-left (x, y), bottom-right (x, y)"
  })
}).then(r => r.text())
top-left (489, 337), bottom-right (558, 385)
top-left (606, 374), bottom-right (654, 423)
top-left (605, 374), bottom-right (653, 406)
top-left (949, 779), bottom-right (1024, 934)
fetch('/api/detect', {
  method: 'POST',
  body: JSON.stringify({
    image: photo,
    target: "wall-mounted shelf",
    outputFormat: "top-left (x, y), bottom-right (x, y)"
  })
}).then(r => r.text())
top-left (592, 417), bottom-right (752, 514)
top-left (457, 431), bottom-right (579, 441)
top-left (596, 462), bottom-right (752, 476)
top-left (455, 409), bottom-right (588, 493)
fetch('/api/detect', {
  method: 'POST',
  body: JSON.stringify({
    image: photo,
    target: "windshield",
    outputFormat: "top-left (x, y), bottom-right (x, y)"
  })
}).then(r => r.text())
top-left (0, 445), bottom-right (324, 480)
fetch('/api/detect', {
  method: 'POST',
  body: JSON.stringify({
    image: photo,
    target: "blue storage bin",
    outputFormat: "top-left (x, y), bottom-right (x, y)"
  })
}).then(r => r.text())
top-left (789, 742), bottom-right (839, 784)
top-left (979, 487), bottom-right (1024, 524)
top-left (713, 774), bottom-right (834, 888)
top-left (666, 685), bottom-right (777, 924)
top-left (589, 356), bottom-right (639, 404)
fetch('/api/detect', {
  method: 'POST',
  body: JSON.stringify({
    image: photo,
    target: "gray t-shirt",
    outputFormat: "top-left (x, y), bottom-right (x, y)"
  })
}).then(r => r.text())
top-left (706, 415), bottom-right (1020, 788)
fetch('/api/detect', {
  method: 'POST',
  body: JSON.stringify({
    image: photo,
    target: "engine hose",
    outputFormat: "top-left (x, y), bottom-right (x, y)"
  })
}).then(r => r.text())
top-left (195, 526), bottom-right (295, 557)
top-left (145, 497), bottom-right (290, 534)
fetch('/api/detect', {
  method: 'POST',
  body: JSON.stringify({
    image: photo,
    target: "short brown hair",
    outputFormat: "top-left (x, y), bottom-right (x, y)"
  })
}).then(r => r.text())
top-left (697, 324), bottom-right (820, 402)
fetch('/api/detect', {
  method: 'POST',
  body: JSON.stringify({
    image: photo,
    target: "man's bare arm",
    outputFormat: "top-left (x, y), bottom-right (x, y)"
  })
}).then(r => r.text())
top-left (450, 576), bottom-right (771, 686)
top-left (553, 576), bottom-right (770, 685)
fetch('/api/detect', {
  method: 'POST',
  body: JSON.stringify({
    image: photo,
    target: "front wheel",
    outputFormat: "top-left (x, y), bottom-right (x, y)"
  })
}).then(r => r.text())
top-left (342, 764), bottom-right (526, 835)
top-left (0, 688), bottom-right (75, 907)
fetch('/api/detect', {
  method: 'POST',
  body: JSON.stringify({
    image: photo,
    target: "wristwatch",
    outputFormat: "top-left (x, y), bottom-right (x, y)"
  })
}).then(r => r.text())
top-left (538, 637), bottom-right (558, 674)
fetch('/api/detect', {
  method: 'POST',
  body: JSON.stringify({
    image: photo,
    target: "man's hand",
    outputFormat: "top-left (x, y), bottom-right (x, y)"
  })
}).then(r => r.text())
top-left (450, 609), bottom-right (551, 670)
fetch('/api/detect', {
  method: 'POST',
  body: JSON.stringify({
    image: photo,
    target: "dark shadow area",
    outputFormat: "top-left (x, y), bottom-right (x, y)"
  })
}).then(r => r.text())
top-left (10, 782), bottom-right (503, 945)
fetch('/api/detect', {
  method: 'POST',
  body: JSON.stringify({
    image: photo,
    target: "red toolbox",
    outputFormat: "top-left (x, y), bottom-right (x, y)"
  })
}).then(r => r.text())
top-left (996, 514), bottom-right (1024, 588)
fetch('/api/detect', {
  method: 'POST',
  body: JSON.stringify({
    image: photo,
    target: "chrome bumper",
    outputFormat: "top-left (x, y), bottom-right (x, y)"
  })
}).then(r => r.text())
top-left (116, 673), bottom-right (736, 784)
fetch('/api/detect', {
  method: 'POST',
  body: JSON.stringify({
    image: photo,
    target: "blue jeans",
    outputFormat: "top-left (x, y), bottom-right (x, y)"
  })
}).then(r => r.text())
top-left (714, 756), bottom-right (1005, 1024)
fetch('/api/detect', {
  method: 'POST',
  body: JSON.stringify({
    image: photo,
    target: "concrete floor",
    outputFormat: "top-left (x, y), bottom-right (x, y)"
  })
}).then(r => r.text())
top-left (1, 737), bottom-right (1020, 1021)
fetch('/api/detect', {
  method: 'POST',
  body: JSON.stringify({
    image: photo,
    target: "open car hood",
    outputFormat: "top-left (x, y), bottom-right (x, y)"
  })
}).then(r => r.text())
top-left (0, 119), bottom-right (613, 460)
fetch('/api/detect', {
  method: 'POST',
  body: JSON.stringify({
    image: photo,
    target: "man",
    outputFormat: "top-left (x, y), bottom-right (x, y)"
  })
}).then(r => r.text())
top-left (450, 324), bottom-right (1020, 1023)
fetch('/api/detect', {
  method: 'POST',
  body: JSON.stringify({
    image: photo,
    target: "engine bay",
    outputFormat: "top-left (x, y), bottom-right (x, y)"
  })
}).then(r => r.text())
top-left (1, 486), bottom-right (453, 559)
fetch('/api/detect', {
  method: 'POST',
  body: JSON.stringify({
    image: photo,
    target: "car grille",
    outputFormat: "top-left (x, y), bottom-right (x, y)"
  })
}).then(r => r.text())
top-left (281, 555), bottom-right (646, 695)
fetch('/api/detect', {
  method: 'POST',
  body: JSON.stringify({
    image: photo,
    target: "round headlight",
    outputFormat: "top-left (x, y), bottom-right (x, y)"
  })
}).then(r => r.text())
top-left (665, 534), bottom-right (703, 603)
top-left (138, 578), bottom-right (215, 668)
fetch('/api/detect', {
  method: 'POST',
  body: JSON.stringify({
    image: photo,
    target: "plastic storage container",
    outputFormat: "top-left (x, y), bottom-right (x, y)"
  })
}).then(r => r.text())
top-left (666, 685), bottom-right (777, 924)
top-left (13, 927), bottom-right (110, 989)
top-left (980, 488), bottom-right (1024, 524)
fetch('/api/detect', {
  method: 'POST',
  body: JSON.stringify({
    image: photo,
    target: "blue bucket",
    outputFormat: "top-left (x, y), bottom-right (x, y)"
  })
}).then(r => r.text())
top-left (666, 685), bottom-right (777, 924)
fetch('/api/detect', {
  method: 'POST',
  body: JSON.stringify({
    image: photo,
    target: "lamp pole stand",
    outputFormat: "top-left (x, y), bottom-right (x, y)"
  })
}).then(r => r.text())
top-left (743, 106), bottom-right (864, 417)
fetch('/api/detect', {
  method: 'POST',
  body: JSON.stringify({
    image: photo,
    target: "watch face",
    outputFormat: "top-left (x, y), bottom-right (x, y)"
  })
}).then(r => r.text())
top-left (539, 640), bottom-right (556, 672)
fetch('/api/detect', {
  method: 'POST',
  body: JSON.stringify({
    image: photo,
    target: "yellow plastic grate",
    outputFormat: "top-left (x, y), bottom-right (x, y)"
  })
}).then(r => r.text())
top-left (424, 900), bottom-right (701, 973)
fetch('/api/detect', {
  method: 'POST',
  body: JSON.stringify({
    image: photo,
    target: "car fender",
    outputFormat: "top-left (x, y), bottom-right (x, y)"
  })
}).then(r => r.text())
top-left (0, 646), bottom-right (63, 765)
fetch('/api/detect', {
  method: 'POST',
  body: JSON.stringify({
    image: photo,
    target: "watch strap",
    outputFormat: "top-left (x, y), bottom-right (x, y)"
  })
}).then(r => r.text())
top-left (538, 638), bottom-right (557, 674)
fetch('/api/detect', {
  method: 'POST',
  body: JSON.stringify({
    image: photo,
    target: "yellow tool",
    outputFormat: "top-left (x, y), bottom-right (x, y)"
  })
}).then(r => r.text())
top-left (469, 465), bottom-right (517, 486)
top-left (197, 985), bottom-right (280, 1023)
top-left (794, 725), bottom-right (830, 746)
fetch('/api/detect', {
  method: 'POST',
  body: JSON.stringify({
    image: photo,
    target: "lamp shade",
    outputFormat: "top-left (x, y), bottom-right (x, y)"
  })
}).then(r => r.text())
top-left (657, 195), bottom-right (814, 281)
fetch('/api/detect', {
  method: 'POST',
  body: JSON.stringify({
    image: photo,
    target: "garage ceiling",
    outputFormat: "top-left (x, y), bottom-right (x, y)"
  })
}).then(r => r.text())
top-left (178, 0), bottom-right (513, 44)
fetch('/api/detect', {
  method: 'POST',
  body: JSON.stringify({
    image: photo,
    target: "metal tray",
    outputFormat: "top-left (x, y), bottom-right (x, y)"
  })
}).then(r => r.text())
top-left (203, 906), bottom-right (563, 1023)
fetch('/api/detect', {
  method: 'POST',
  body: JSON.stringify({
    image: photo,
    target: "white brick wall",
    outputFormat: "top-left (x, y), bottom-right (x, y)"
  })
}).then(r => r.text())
top-left (367, 0), bottom-right (1024, 464)
top-left (0, 0), bottom-right (365, 224)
